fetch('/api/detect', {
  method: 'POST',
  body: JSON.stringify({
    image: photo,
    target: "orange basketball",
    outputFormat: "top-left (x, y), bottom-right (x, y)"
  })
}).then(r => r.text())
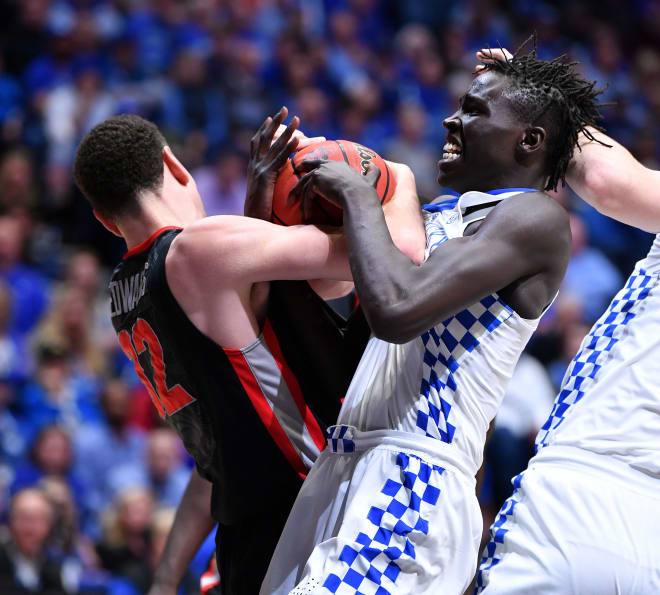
top-left (272, 140), bottom-right (396, 226)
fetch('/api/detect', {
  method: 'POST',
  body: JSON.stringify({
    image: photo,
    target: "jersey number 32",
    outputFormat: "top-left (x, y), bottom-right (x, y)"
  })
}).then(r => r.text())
top-left (118, 318), bottom-right (195, 418)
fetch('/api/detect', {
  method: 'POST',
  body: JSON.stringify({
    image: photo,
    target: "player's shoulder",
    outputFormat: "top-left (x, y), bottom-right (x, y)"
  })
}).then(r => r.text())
top-left (166, 214), bottom-right (268, 290)
top-left (168, 216), bottom-right (244, 264)
top-left (494, 190), bottom-right (569, 239)
top-left (487, 190), bottom-right (571, 267)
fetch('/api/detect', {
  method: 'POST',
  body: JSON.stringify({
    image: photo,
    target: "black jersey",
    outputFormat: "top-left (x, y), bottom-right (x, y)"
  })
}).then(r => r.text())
top-left (110, 227), bottom-right (368, 593)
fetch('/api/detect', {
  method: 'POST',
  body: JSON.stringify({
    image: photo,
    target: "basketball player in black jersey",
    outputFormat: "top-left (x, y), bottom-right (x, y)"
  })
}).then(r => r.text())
top-left (72, 109), bottom-right (424, 594)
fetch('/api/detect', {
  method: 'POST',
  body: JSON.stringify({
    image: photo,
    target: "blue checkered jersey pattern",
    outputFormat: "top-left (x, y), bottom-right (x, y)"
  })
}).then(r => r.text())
top-left (322, 451), bottom-right (445, 595)
top-left (416, 296), bottom-right (514, 443)
top-left (535, 268), bottom-right (655, 451)
top-left (474, 472), bottom-right (524, 593)
top-left (327, 425), bottom-right (356, 454)
top-left (419, 211), bottom-right (514, 443)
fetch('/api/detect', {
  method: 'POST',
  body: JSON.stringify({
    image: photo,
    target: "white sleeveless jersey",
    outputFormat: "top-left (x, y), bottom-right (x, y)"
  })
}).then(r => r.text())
top-left (338, 190), bottom-right (540, 470)
top-left (535, 233), bottom-right (660, 476)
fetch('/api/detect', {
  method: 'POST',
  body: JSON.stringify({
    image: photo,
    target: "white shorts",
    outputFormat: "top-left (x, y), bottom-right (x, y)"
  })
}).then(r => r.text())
top-left (477, 446), bottom-right (660, 595)
top-left (261, 425), bottom-right (481, 595)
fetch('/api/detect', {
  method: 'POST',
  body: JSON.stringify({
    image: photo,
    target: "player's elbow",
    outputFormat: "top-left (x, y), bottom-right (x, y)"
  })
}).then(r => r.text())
top-left (366, 303), bottom-right (419, 344)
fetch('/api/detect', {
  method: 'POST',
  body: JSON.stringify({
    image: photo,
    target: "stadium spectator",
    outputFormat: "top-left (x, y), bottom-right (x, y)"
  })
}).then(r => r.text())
top-left (15, 343), bottom-right (101, 443)
top-left (385, 101), bottom-right (442, 200)
top-left (0, 149), bottom-right (38, 212)
top-left (96, 487), bottom-right (156, 593)
top-left (0, 213), bottom-right (49, 340)
top-left (106, 429), bottom-right (188, 511)
top-left (193, 148), bottom-right (248, 216)
top-left (0, 487), bottom-right (68, 594)
top-left (74, 378), bottom-right (146, 535)
top-left (10, 426), bottom-right (88, 520)
top-left (562, 213), bottom-right (623, 323)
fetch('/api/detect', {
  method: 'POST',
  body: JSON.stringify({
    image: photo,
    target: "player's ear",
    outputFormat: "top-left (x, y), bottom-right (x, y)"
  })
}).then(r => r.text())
top-left (162, 146), bottom-right (191, 186)
top-left (93, 210), bottom-right (122, 237)
top-left (518, 126), bottom-right (546, 156)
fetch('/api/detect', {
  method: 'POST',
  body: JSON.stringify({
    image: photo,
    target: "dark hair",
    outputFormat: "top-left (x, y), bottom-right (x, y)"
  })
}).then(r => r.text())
top-left (480, 36), bottom-right (608, 190)
top-left (73, 115), bottom-right (167, 218)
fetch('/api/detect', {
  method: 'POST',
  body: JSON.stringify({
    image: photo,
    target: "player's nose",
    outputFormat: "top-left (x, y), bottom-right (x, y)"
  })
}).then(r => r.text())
top-left (443, 113), bottom-right (461, 131)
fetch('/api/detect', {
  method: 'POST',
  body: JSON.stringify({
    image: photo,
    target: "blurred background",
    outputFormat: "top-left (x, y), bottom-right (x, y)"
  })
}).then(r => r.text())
top-left (0, 0), bottom-right (658, 593)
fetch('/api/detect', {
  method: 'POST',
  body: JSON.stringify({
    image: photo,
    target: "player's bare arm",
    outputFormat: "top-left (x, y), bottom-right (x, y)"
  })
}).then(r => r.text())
top-left (567, 128), bottom-right (660, 232)
top-left (291, 160), bottom-right (570, 343)
top-left (148, 468), bottom-right (215, 595)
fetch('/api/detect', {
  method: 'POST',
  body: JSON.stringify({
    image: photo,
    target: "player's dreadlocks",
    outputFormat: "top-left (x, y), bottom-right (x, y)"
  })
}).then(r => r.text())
top-left (480, 35), bottom-right (609, 191)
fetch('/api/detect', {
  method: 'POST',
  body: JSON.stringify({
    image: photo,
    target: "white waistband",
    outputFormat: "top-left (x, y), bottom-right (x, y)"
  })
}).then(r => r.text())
top-left (531, 445), bottom-right (660, 496)
top-left (326, 425), bottom-right (478, 478)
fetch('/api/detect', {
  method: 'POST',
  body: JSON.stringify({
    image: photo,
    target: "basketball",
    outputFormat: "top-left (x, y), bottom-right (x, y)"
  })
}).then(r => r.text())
top-left (272, 140), bottom-right (397, 226)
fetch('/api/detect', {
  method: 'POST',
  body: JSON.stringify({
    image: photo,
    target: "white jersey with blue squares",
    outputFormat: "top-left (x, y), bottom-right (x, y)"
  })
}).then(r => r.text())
top-left (535, 233), bottom-right (660, 476)
top-left (338, 190), bottom-right (540, 471)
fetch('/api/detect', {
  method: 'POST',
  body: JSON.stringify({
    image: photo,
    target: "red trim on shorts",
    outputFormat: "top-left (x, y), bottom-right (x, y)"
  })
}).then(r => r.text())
top-left (261, 318), bottom-right (327, 452)
top-left (123, 226), bottom-right (183, 260)
top-left (200, 568), bottom-right (220, 593)
top-left (224, 346), bottom-right (308, 480)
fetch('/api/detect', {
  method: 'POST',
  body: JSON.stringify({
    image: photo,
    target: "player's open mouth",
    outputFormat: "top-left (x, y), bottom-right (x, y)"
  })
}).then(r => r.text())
top-left (442, 142), bottom-right (462, 161)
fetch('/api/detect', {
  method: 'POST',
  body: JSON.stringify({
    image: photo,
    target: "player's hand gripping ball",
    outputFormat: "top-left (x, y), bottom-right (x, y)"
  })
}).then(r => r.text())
top-left (272, 140), bottom-right (396, 226)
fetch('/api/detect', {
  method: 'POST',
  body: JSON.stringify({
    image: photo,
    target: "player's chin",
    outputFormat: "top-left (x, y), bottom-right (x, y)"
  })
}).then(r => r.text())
top-left (437, 156), bottom-right (463, 185)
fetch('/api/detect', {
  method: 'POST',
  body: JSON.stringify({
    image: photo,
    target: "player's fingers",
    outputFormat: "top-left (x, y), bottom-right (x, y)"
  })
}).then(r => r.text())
top-left (251, 117), bottom-right (271, 153)
top-left (301, 175), bottom-right (317, 222)
top-left (268, 116), bottom-right (299, 161)
top-left (271, 137), bottom-right (300, 171)
top-left (364, 162), bottom-right (381, 187)
top-left (296, 159), bottom-right (325, 173)
top-left (476, 48), bottom-right (512, 62)
top-left (259, 107), bottom-right (288, 156)
top-left (288, 170), bottom-right (314, 204)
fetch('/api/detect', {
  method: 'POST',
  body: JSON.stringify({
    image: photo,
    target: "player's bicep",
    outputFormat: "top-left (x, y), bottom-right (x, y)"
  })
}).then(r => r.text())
top-left (173, 216), bottom-right (351, 287)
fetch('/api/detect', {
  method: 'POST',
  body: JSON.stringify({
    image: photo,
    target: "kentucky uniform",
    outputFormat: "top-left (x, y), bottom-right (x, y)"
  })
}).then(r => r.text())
top-left (476, 234), bottom-right (660, 594)
top-left (110, 227), bottom-right (369, 595)
top-left (262, 190), bottom-right (542, 595)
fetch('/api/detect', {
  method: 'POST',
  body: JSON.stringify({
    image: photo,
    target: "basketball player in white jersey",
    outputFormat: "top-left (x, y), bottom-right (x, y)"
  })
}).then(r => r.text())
top-left (472, 51), bottom-right (660, 595)
top-left (261, 46), bottom-right (605, 594)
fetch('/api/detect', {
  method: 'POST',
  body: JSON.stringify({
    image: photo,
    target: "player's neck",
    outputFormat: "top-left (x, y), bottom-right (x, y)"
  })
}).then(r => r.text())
top-left (117, 196), bottom-right (201, 251)
top-left (455, 170), bottom-right (545, 195)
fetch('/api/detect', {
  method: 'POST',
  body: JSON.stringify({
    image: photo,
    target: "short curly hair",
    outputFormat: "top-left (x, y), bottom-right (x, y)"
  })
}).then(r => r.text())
top-left (479, 37), bottom-right (608, 190)
top-left (73, 115), bottom-right (167, 218)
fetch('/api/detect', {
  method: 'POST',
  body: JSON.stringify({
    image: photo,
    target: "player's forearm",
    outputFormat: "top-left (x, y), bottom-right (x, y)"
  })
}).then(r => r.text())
top-left (568, 129), bottom-right (660, 232)
top-left (340, 186), bottom-right (423, 341)
top-left (382, 163), bottom-right (426, 265)
top-left (150, 469), bottom-right (215, 591)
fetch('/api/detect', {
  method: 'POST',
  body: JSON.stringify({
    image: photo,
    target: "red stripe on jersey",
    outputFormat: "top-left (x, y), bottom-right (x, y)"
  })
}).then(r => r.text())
top-left (262, 319), bottom-right (327, 452)
top-left (224, 347), bottom-right (308, 480)
top-left (123, 226), bottom-right (183, 260)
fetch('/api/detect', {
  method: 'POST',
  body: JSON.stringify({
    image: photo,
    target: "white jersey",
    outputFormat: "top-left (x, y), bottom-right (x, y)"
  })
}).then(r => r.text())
top-left (535, 233), bottom-right (660, 476)
top-left (262, 189), bottom-right (547, 595)
top-left (339, 190), bottom-right (541, 472)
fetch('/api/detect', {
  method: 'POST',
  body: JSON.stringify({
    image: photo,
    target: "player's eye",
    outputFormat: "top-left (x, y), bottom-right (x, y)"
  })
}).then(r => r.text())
top-left (462, 102), bottom-right (481, 116)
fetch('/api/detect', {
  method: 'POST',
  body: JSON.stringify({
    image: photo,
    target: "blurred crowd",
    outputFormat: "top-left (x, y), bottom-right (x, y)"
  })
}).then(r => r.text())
top-left (0, 0), bottom-right (658, 592)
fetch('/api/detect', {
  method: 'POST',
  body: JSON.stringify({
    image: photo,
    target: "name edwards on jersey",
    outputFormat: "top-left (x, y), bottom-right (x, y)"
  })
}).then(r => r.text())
top-left (110, 262), bottom-right (148, 317)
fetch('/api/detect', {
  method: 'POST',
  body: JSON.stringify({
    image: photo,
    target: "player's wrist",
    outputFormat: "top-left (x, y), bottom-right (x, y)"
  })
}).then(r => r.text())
top-left (340, 184), bottom-right (380, 211)
top-left (151, 568), bottom-right (181, 591)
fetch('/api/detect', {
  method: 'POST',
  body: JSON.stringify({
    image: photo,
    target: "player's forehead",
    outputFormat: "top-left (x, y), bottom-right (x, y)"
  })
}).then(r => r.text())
top-left (465, 70), bottom-right (509, 103)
